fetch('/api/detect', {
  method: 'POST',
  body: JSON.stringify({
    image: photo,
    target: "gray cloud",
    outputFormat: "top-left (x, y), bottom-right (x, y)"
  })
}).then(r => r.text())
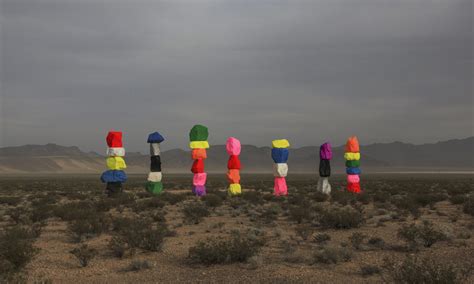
top-left (1, 0), bottom-right (472, 152)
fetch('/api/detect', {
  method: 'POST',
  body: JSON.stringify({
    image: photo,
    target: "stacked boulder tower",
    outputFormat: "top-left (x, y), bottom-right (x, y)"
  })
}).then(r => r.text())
top-left (344, 136), bottom-right (361, 193)
top-left (189, 125), bottom-right (209, 197)
top-left (271, 139), bottom-right (290, 196)
top-left (226, 137), bottom-right (242, 196)
top-left (146, 132), bottom-right (165, 195)
top-left (101, 131), bottom-right (127, 196)
top-left (317, 142), bottom-right (332, 194)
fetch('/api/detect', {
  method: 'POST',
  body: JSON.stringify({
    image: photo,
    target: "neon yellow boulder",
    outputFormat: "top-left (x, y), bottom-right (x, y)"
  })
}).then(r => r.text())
top-left (189, 141), bottom-right (210, 149)
top-left (272, 139), bottom-right (290, 149)
top-left (344, 152), bottom-right (360, 161)
top-left (106, 157), bottom-right (127, 170)
top-left (228, 183), bottom-right (242, 196)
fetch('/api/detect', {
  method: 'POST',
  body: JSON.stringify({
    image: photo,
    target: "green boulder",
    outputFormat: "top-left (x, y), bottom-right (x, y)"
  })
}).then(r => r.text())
top-left (189, 125), bottom-right (209, 141)
top-left (146, 181), bottom-right (164, 195)
top-left (345, 160), bottom-right (360, 168)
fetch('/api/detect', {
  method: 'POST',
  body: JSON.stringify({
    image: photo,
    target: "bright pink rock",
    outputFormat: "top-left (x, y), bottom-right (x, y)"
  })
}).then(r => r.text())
top-left (193, 173), bottom-right (207, 186)
top-left (226, 137), bottom-right (241, 156)
top-left (347, 174), bottom-right (360, 183)
top-left (274, 177), bottom-right (288, 196)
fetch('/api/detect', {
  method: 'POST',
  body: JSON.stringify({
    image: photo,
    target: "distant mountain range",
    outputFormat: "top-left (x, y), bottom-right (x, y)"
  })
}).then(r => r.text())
top-left (0, 137), bottom-right (473, 174)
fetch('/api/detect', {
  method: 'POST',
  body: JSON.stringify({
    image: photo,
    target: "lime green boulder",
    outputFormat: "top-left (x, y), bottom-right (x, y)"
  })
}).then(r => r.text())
top-left (146, 181), bottom-right (164, 195)
top-left (189, 125), bottom-right (209, 141)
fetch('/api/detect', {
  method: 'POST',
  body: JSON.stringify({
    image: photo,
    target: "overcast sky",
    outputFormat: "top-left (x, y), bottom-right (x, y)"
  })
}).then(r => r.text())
top-left (1, 0), bottom-right (472, 153)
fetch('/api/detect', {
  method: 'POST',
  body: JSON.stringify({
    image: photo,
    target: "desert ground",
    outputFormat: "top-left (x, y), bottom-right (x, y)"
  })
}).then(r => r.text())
top-left (1, 174), bottom-right (473, 283)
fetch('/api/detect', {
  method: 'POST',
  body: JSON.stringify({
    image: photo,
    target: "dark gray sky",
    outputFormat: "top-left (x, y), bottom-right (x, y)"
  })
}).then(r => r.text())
top-left (1, 0), bottom-right (472, 153)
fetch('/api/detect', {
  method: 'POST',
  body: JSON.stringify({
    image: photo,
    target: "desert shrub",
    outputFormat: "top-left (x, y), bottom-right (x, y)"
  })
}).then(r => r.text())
top-left (136, 197), bottom-right (166, 210)
top-left (463, 195), bottom-right (474, 216)
top-left (0, 196), bottom-right (22, 206)
top-left (242, 191), bottom-right (264, 205)
top-left (160, 192), bottom-right (188, 205)
top-left (417, 220), bottom-right (448, 247)
top-left (312, 247), bottom-right (352, 264)
top-left (330, 190), bottom-right (356, 206)
top-left (259, 205), bottom-right (281, 224)
top-left (70, 244), bottom-right (97, 267)
top-left (108, 236), bottom-right (128, 258)
top-left (383, 255), bottom-right (471, 284)
top-left (188, 233), bottom-right (263, 265)
top-left (228, 197), bottom-right (247, 209)
top-left (203, 194), bottom-right (223, 208)
top-left (397, 223), bottom-right (419, 250)
top-left (367, 237), bottom-right (385, 249)
top-left (113, 219), bottom-right (169, 252)
top-left (31, 193), bottom-right (59, 207)
top-left (413, 192), bottom-right (447, 207)
top-left (7, 206), bottom-right (30, 224)
top-left (295, 224), bottom-right (313, 241)
top-left (0, 226), bottom-right (39, 275)
top-left (96, 193), bottom-right (136, 212)
top-left (397, 221), bottom-right (447, 250)
top-left (319, 206), bottom-right (364, 229)
top-left (392, 196), bottom-right (421, 218)
top-left (289, 205), bottom-right (312, 224)
top-left (53, 201), bottom-right (96, 221)
top-left (136, 227), bottom-right (167, 252)
top-left (149, 210), bottom-right (167, 223)
top-left (450, 194), bottom-right (467, 205)
top-left (68, 214), bottom-right (109, 242)
top-left (312, 192), bottom-right (329, 202)
top-left (360, 265), bottom-right (381, 276)
top-left (182, 202), bottom-right (210, 224)
top-left (126, 260), bottom-right (151, 272)
top-left (30, 203), bottom-right (56, 223)
top-left (313, 233), bottom-right (331, 245)
top-left (356, 192), bottom-right (371, 204)
top-left (111, 217), bottom-right (136, 232)
top-left (349, 232), bottom-right (366, 250)
top-left (372, 191), bottom-right (391, 203)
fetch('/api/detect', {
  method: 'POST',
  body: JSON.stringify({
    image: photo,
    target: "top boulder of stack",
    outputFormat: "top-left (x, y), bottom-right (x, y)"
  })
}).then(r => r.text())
top-left (106, 131), bottom-right (123, 147)
top-left (147, 132), bottom-right (165, 144)
top-left (272, 139), bottom-right (290, 149)
top-left (345, 136), bottom-right (360, 153)
top-left (189, 125), bottom-right (209, 141)
top-left (226, 137), bottom-right (241, 156)
top-left (320, 142), bottom-right (332, 160)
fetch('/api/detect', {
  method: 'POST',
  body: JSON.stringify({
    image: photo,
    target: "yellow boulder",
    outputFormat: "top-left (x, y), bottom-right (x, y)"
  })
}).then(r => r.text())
top-left (344, 152), bottom-right (360, 161)
top-left (228, 183), bottom-right (242, 196)
top-left (189, 141), bottom-right (210, 149)
top-left (106, 156), bottom-right (127, 170)
top-left (272, 139), bottom-right (290, 148)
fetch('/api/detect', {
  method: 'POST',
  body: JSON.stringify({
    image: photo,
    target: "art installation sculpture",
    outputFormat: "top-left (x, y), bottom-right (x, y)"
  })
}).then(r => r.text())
top-left (317, 142), bottom-right (332, 194)
top-left (101, 131), bottom-right (127, 196)
top-left (189, 125), bottom-right (209, 196)
top-left (226, 137), bottom-right (242, 196)
top-left (345, 136), bottom-right (361, 193)
top-left (146, 132), bottom-right (165, 195)
top-left (272, 139), bottom-right (290, 196)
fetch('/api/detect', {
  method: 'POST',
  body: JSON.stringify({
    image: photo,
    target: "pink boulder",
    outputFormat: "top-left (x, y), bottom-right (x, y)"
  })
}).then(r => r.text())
top-left (226, 137), bottom-right (241, 156)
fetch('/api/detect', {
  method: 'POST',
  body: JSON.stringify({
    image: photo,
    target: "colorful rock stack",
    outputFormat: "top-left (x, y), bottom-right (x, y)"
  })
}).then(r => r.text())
top-left (189, 125), bottom-right (209, 197)
top-left (344, 136), bottom-right (361, 193)
top-left (146, 132), bottom-right (165, 195)
top-left (226, 137), bottom-right (242, 196)
top-left (271, 139), bottom-right (290, 196)
top-left (101, 131), bottom-right (127, 196)
top-left (317, 142), bottom-right (332, 194)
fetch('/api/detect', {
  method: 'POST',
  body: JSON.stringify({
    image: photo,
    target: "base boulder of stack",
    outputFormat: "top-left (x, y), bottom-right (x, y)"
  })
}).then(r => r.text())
top-left (317, 177), bottom-right (331, 195)
top-left (146, 181), bottom-right (164, 195)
